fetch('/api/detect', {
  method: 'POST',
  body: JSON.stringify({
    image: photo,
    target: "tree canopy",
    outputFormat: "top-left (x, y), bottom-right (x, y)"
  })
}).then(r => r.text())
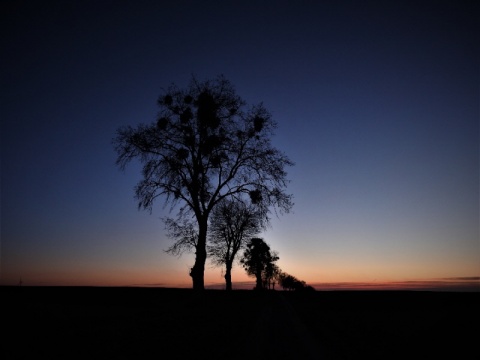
top-left (113, 75), bottom-right (293, 290)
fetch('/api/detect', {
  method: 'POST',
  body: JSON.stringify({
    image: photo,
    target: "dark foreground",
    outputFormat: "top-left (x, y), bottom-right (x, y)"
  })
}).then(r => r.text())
top-left (2, 287), bottom-right (478, 359)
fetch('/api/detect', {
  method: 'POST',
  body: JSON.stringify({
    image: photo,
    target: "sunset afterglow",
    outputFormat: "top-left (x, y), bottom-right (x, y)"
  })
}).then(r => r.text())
top-left (2, 1), bottom-right (478, 291)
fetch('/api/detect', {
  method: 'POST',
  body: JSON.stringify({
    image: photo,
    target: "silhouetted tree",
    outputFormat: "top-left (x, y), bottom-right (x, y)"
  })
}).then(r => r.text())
top-left (208, 199), bottom-right (262, 290)
top-left (278, 272), bottom-right (295, 291)
top-left (263, 256), bottom-right (280, 290)
top-left (114, 75), bottom-right (293, 290)
top-left (241, 238), bottom-right (279, 290)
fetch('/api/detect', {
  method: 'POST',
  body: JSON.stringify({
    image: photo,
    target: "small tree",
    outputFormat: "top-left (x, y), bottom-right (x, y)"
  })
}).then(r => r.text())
top-left (241, 238), bottom-right (279, 290)
top-left (208, 199), bottom-right (262, 290)
top-left (113, 75), bottom-right (294, 290)
top-left (263, 261), bottom-right (280, 290)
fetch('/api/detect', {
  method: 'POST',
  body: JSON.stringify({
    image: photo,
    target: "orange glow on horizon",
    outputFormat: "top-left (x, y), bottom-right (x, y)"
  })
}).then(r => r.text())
top-left (2, 256), bottom-right (478, 291)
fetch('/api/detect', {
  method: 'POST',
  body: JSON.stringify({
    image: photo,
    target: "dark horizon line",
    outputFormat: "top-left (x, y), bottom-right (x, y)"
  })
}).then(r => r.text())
top-left (3, 276), bottom-right (479, 290)
top-left (2, 280), bottom-right (479, 292)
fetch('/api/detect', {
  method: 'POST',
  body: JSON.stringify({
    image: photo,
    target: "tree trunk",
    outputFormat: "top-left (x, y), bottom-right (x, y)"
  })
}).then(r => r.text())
top-left (224, 261), bottom-right (233, 291)
top-left (190, 219), bottom-right (207, 290)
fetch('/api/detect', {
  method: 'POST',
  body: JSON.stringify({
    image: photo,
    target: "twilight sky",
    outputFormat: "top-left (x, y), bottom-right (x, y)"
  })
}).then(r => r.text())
top-left (1, 0), bottom-right (479, 290)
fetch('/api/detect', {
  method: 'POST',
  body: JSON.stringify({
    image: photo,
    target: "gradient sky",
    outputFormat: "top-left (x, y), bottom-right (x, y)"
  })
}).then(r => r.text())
top-left (1, 0), bottom-right (479, 289)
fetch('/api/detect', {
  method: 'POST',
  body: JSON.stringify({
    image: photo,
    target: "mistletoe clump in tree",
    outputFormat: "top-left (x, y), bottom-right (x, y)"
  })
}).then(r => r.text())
top-left (113, 75), bottom-right (293, 290)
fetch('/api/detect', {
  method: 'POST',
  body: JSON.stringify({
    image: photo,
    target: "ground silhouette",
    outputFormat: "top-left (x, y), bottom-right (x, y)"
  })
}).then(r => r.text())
top-left (3, 286), bottom-right (478, 359)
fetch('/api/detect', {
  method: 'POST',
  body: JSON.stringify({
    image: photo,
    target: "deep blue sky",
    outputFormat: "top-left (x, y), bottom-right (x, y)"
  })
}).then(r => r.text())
top-left (1, 0), bottom-right (479, 288)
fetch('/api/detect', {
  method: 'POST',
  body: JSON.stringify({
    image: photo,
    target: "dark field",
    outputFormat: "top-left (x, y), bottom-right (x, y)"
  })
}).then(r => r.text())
top-left (2, 286), bottom-right (478, 359)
